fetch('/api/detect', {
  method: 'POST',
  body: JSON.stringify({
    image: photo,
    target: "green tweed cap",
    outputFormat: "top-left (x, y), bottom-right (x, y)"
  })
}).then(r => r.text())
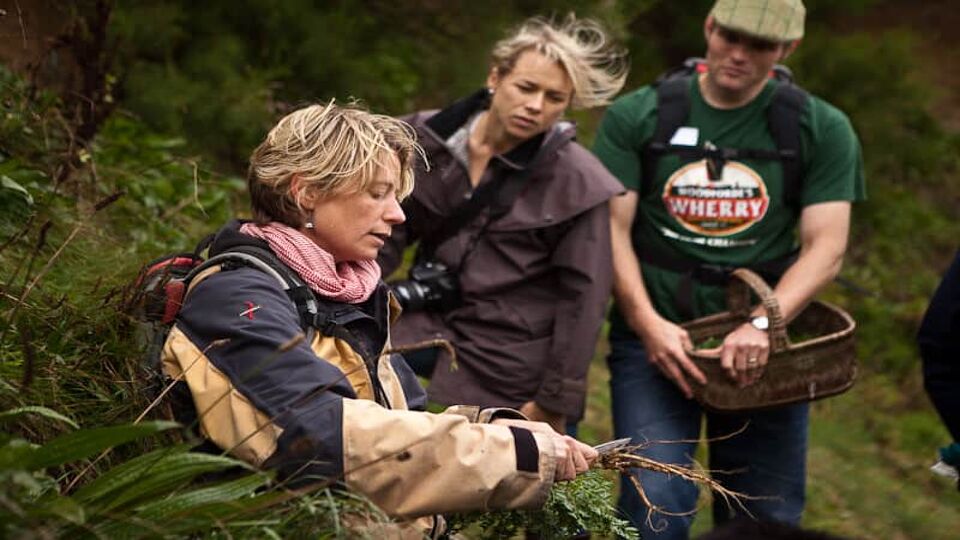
top-left (710, 0), bottom-right (805, 42)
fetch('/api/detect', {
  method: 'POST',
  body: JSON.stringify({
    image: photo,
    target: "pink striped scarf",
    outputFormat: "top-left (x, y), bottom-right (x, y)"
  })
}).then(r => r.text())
top-left (239, 222), bottom-right (381, 303)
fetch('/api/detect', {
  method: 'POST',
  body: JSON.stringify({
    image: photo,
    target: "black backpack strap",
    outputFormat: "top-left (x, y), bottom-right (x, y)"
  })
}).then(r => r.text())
top-left (308, 301), bottom-right (370, 338)
top-left (641, 74), bottom-right (693, 197)
top-left (632, 60), bottom-right (810, 319)
top-left (185, 245), bottom-right (319, 331)
top-left (768, 81), bottom-right (808, 213)
top-left (641, 58), bottom-right (807, 208)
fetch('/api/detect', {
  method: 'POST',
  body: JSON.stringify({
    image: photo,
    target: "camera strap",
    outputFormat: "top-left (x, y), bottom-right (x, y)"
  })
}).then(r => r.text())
top-left (416, 129), bottom-right (571, 263)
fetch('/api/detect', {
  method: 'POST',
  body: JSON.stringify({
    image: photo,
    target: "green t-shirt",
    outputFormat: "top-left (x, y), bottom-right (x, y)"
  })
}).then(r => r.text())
top-left (594, 77), bottom-right (866, 333)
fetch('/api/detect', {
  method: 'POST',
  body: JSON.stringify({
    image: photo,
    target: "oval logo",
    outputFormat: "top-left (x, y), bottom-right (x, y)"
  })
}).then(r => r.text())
top-left (662, 160), bottom-right (769, 237)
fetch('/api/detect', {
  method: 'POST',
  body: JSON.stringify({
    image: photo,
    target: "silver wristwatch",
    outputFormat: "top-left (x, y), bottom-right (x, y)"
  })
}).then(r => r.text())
top-left (749, 315), bottom-right (770, 331)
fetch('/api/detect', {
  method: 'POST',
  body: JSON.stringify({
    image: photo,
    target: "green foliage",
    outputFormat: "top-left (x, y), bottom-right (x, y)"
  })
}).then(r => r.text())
top-left (447, 470), bottom-right (638, 539)
top-left (0, 68), bottom-right (68, 223)
top-left (789, 28), bottom-right (960, 379)
top-left (0, 414), bottom-right (268, 539)
top-left (0, 406), bottom-right (79, 429)
top-left (92, 111), bottom-right (246, 252)
top-left (0, 406), bottom-right (388, 539)
top-left (24, 420), bottom-right (179, 471)
top-left (110, 0), bottom-right (612, 168)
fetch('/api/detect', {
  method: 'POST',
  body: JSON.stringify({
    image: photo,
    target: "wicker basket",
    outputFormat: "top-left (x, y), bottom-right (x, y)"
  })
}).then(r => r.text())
top-left (682, 268), bottom-right (857, 412)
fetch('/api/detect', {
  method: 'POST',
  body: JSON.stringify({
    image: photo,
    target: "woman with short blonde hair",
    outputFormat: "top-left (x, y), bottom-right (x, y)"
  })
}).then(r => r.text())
top-left (490, 15), bottom-right (627, 109)
top-left (247, 103), bottom-right (418, 227)
top-left (161, 101), bottom-right (598, 536)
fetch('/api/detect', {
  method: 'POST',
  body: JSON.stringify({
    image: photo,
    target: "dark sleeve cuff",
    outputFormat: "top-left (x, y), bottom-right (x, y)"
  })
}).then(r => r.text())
top-left (508, 426), bottom-right (539, 473)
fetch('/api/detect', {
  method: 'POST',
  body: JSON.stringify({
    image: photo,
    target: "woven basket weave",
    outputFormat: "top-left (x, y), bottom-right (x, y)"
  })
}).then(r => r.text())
top-left (682, 268), bottom-right (857, 412)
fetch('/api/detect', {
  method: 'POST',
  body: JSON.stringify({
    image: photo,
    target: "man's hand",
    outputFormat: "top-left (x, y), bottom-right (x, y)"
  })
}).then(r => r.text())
top-left (519, 401), bottom-right (566, 433)
top-left (609, 191), bottom-right (706, 397)
top-left (720, 322), bottom-right (769, 387)
top-left (637, 314), bottom-right (707, 398)
top-left (491, 418), bottom-right (597, 481)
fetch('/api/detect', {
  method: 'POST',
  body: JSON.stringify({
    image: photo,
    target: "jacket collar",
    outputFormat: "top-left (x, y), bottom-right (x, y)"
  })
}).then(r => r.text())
top-left (209, 219), bottom-right (269, 256)
top-left (422, 88), bottom-right (548, 169)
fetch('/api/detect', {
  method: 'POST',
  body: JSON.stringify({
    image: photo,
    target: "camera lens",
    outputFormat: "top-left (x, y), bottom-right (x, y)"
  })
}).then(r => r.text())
top-left (391, 280), bottom-right (432, 312)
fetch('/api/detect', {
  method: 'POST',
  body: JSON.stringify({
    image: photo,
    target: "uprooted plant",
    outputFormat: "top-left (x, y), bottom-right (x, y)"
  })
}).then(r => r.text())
top-left (598, 426), bottom-right (765, 534)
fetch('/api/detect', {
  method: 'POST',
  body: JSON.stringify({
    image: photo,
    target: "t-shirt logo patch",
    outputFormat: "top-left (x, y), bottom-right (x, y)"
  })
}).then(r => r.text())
top-left (662, 160), bottom-right (769, 237)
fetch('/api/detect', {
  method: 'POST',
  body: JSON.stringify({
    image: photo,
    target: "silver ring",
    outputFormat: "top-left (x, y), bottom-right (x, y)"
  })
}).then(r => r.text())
top-left (747, 357), bottom-right (759, 365)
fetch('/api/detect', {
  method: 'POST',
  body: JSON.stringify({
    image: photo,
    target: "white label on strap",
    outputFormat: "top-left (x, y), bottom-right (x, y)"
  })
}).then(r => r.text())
top-left (670, 126), bottom-right (699, 146)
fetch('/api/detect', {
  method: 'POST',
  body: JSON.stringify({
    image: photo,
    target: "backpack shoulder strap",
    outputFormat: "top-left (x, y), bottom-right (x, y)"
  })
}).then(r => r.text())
top-left (185, 245), bottom-right (319, 331)
top-left (767, 80), bottom-right (809, 212)
top-left (641, 59), bottom-right (698, 196)
top-left (639, 59), bottom-right (809, 212)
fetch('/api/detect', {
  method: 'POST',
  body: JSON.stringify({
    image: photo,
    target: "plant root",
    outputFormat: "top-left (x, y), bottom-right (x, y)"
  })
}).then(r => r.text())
top-left (598, 443), bottom-right (766, 532)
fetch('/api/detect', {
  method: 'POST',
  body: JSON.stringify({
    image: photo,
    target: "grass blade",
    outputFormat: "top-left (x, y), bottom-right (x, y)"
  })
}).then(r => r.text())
top-left (77, 449), bottom-right (254, 513)
top-left (25, 421), bottom-right (179, 471)
top-left (133, 472), bottom-right (270, 520)
top-left (0, 406), bottom-right (79, 429)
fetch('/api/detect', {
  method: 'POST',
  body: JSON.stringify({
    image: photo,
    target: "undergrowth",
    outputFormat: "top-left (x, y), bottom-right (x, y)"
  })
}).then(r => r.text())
top-left (447, 470), bottom-right (638, 539)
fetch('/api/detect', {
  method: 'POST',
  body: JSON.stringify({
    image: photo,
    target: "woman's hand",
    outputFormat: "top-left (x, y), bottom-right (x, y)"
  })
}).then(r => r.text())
top-left (637, 314), bottom-right (707, 398)
top-left (552, 435), bottom-right (598, 481)
top-left (492, 418), bottom-right (597, 481)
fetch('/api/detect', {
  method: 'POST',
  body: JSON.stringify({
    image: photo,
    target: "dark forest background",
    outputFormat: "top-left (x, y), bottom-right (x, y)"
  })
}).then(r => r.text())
top-left (0, 1), bottom-right (957, 538)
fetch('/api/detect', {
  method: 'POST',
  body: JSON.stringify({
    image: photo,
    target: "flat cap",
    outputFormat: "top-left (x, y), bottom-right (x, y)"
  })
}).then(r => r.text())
top-left (710, 0), bottom-right (805, 42)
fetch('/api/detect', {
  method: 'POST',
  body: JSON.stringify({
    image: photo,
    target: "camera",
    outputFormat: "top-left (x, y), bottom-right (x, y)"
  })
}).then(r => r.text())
top-left (390, 261), bottom-right (461, 312)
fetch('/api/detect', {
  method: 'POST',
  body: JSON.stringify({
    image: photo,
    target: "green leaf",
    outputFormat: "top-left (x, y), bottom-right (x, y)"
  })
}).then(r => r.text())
top-left (91, 489), bottom-right (287, 538)
top-left (133, 472), bottom-right (270, 520)
top-left (72, 444), bottom-right (190, 504)
top-left (33, 496), bottom-right (87, 525)
top-left (25, 421), bottom-right (179, 471)
top-left (6, 469), bottom-right (46, 493)
top-left (1, 174), bottom-right (33, 204)
top-left (0, 438), bottom-right (39, 471)
top-left (150, 137), bottom-right (187, 149)
top-left (160, 491), bottom-right (290, 532)
top-left (0, 406), bottom-right (80, 429)
top-left (74, 445), bottom-right (253, 513)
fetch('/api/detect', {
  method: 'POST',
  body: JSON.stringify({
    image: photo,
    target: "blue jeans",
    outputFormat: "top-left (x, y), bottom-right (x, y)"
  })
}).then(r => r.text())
top-left (608, 336), bottom-right (809, 540)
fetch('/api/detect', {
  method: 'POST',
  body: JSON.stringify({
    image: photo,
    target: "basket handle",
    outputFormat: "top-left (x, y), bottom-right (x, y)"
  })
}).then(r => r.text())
top-left (727, 268), bottom-right (789, 353)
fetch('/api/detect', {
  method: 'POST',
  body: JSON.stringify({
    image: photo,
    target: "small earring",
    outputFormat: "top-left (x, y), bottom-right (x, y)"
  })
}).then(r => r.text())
top-left (304, 220), bottom-right (315, 229)
top-left (487, 87), bottom-right (495, 96)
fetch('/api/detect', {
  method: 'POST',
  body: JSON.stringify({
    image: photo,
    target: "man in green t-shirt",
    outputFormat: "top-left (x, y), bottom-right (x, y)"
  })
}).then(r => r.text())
top-left (593, 0), bottom-right (865, 537)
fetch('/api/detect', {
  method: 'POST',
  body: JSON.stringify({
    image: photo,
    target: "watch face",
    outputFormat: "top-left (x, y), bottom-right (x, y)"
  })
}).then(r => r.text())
top-left (751, 316), bottom-right (770, 331)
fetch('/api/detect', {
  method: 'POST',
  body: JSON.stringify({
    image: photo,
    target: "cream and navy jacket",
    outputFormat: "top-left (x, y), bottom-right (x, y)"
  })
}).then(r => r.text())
top-left (161, 224), bottom-right (558, 520)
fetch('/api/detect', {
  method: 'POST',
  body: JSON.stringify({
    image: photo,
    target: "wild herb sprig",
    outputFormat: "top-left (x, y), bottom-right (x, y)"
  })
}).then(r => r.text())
top-left (445, 469), bottom-right (638, 539)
